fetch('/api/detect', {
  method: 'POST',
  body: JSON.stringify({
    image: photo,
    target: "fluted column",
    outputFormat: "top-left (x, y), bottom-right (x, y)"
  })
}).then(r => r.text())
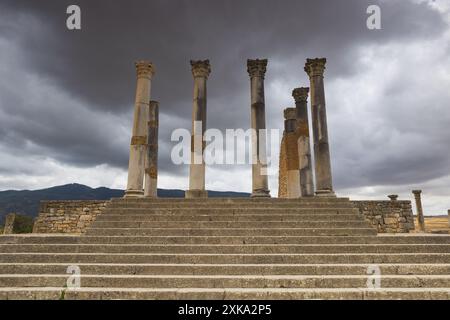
top-left (412, 190), bottom-right (425, 232)
top-left (284, 108), bottom-right (301, 198)
top-left (304, 58), bottom-right (335, 197)
top-left (144, 101), bottom-right (159, 198)
top-left (292, 87), bottom-right (314, 197)
top-left (125, 61), bottom-right (154, 197)
top-left (247, 59), bottom-right (270, 198)
top-left (185, 60), bottom-right (210, 198)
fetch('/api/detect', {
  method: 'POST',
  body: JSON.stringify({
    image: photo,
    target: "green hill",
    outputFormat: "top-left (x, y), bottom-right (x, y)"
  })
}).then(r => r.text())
top-left (0, 183), bottom-right (250, 224)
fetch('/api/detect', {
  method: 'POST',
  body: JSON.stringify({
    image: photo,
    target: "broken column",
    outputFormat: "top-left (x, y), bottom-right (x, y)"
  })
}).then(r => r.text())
top-left (448, 210), bottom-right (450, 228)
top-left (125, 61), bottom-right (154, 197)
top-left (186, 60), bottom-right (210, 198)
top-left (412, 190), bottom-right (426, 232)
top-left (304, 58), bottom-right (335, 197)
top-left (247, 59), bottom-right (270, 198)
top-left (3, 213), bottom-right (15, 234)
top-left (144, 101), bottom-right (159, 198)
top-left (283, 108), bottom-right (301, 198)
top-left (292, 87), bottom-right (314, 197)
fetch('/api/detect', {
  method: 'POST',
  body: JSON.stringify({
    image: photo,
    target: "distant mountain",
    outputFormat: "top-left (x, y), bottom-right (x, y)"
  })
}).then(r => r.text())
top-left (0, 183), bottom-right (250, 224)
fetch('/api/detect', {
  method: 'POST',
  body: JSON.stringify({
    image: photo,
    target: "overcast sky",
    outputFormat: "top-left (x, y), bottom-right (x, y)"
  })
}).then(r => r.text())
top-left (0, 0), bottom-right (449, 215)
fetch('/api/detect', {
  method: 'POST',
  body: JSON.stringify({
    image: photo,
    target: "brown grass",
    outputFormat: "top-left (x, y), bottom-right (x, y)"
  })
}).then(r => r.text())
top-left (413, 216), bottom-right (449, 233)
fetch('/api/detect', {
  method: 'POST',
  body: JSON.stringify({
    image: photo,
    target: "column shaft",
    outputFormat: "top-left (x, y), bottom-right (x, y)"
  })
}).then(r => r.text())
top-left (304, 58), bottom-right (335, 197)
top-left (247, 59), bottom-right (270, 198)
top-left (284, 108), bottom-right (301, 198)
top-left (413, 190), bottom-right (426, 232)
top-left (125, 61), bottom-right (154, 197)
top-left (186, 60), bottom-right (210, 198)
top-left (292, 87), bottom-right (314, 197)
top-left (144, 101), bottom-right (159, 197)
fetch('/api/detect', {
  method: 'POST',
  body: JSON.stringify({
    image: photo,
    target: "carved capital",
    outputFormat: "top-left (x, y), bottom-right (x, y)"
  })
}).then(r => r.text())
top-left (191, 60), bottom-right (211, 78)
top-left (412, 190), bottom-right (422, 196)
top-left (292, 87), bottom-right (309, 103)
top-left (247, 59), bottom-right (268, 78)
top-left (135, 61), bottom-right (155, 79)
top-left (304, 58), bottom-right (326, 78)
top-left (283, 107), bottom-right (296, 120)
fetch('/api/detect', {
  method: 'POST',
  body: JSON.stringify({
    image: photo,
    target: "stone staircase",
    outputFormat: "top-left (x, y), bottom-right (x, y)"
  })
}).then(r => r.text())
top-left (0, 197), bottom-right (450, 299)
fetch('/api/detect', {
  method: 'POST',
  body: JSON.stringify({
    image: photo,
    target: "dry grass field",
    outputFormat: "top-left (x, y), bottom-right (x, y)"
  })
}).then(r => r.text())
top-left (413, 216), bottom-right (450, 233)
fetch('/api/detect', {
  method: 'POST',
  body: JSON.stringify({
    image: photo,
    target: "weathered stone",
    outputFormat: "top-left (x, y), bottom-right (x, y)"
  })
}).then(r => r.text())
top-left (352, 200), bottom-right (415, 233)
top-left (413, 190), bottom-right (426, 232)
top-left (304, 58), bottom-right (335, 197)
top-left (247, 59), bottom-right (270, 198)
top-left (292, 87), bottom-right (314, 197)
top-left (186, 60), bottom-right (210, 199)
top-left (33, 200), bottom-right (108, 234)
top-left (144, 100), bottom-right (159, 198)
top-left (125, 60), bottom-right (154, 198)
top-left (3, 213), bottom-right (15, 234)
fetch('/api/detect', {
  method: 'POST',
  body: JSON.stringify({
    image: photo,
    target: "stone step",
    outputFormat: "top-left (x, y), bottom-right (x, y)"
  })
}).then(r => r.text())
top-left (89, 221), bottom-right (370, 229)
top-left (108, 203), bottom-right (355, 209)
top-left (1, 263), bottom-right (448, 276)
top-left (102, 208), bottom-right (360, 215)
top-left (110, 197), bottom-right (351, 204)
top-left (3, 235), bottom-right (450, 245)
top-left (1, 287), bottom-right (449, 300)
top-left (2, 274), bottom-right (450, 289)
top-left (84, 228), bottom-right (377, 237)
top-left (1, 244), bottom-right (449, 254)
top-left (94, 213), bottom-right (364, 222)
top-left (1, 253), bottom-right (449, 264)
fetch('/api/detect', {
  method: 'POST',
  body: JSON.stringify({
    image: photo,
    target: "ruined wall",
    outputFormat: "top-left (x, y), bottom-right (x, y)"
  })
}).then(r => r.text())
top-left (352, 200), bottom-right (415, 233)
top-left (33, 200), bottom-right (108, 234)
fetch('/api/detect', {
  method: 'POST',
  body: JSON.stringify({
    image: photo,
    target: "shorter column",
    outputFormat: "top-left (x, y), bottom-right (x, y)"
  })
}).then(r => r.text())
top-left (283, 108), bottom-right (301, 198)
top-left (3, 213), bottom-right (16, 234)
top-left (388, 194), bottom-right (398, 201)
top-left (144, 101), bottom-right (159, 198)
top-left (412, 190), bottom-right (425, 232)
top-left (292, 87), bottom-right (314, 197)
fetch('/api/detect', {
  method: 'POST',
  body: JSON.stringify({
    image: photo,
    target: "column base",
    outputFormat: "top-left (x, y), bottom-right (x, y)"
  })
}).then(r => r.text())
top-left (185, 190), bottom-right (208, 198)
top-left (315, 189), bottom-right (336, 197)
top-left (124, 189), bottom-right (144, 198)
top-left (251, 189), bottom-right (271, 198)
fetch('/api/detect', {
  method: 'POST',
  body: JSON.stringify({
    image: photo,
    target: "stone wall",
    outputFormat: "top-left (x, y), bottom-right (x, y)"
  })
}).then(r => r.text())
top-left (352, 200), bottom-right (415, 233)
top-left (33, 200), bottom-right (108, 234)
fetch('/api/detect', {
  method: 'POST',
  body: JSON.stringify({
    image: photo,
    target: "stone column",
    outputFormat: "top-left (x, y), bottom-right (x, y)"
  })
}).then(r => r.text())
top-left (144, 101), bottom-right (159, 198)
top-left (304, 58), bottom-right (335, 197)
top-left (292, 87), bottom-right (314, 197)
top-left (247, 59), bottom-right (270, 198)
top-left (283, 108), bottom-right (301, 198)
top-left (125, 61), bottom-right (154, 197)
top-left (185, 60), bottom-right (210, 198)
top-left (412, 190), bottom-right (425, 232)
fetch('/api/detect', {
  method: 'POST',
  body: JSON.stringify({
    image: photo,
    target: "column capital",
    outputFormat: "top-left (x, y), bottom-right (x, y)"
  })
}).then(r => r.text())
top-left (304, 58), bottom-right (326, 78)
top-left (190, 60), bottom-right (211, 78)
top-left (292, 87), bottom-right (309, 103)
top-left (412, 190), bottom-right (422, 195)
top-left (247, 59), bottom-right (268, 78)
top-left (283, 107), bottom-right (296, 120)
top-left (135, 61), bottom-right (155, 79)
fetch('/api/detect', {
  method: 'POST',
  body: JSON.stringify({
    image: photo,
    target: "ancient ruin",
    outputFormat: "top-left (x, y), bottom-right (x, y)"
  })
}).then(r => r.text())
top-left (1, 58), bottom-right (450, 300)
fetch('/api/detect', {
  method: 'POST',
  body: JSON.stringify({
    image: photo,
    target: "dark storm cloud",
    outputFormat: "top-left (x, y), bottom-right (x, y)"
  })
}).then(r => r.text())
top-left (0, 0), bottom-right (448, 189)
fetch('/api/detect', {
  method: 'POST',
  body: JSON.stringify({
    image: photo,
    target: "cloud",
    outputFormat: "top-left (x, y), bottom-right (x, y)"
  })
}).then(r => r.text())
top-left (0, 0), bottom-right (449, 214)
